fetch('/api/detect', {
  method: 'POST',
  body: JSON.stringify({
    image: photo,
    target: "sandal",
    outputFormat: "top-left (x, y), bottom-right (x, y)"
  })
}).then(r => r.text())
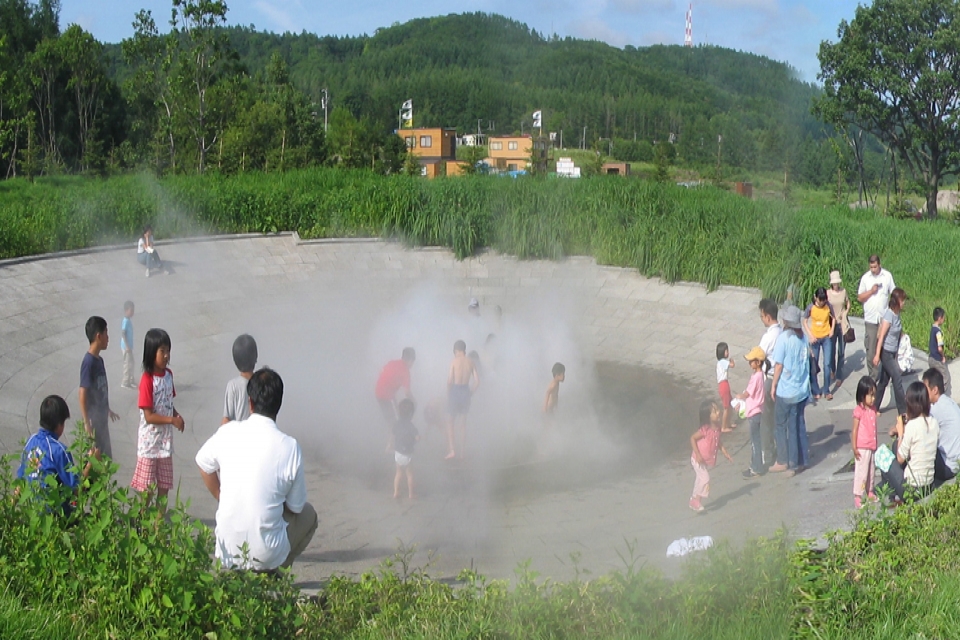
top-left (826, 394), bottom-right (834, 401)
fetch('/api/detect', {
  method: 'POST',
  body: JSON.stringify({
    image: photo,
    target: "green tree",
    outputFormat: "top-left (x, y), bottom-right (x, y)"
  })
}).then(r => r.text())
top-left (122, 9), bottom-right (178, 172)
top-left (817, 0), bottom-right (960, 218)
top-left (27, 35), bottom-right (62, 168)
top-left (170, 0), bottom-right (230, 173)
top-left (60, 25), bottom-right (107, 172)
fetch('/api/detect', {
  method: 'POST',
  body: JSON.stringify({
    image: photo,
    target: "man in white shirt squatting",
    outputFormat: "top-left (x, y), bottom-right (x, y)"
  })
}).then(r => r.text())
top-left (196, 368), bottom-right (318, 571)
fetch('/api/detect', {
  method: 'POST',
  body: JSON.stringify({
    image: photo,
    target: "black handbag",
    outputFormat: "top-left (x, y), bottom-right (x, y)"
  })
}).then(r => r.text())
top-left (844, 327), bottom-right (855, 344)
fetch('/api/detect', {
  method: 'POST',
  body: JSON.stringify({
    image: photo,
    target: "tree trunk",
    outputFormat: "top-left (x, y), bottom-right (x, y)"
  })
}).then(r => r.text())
top-left (927, 147), bottom-right (940, 219)
top-left (927, 178), bottom-right (939, 219)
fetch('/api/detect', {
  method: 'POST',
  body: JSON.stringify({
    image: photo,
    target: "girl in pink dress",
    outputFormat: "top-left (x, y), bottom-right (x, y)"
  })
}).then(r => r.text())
top-left (851, 376), bottom-right (879, 509)
top-left (689, 399), bottom-right (734, 512)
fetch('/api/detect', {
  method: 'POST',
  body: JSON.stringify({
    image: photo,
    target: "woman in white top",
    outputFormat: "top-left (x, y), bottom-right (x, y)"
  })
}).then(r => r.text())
top-left (826, 270), bottom-right (850, 387)
top-left (880, 380), bottom-right (939, 503)
top-left (136, 225), bottom-right (163, 277)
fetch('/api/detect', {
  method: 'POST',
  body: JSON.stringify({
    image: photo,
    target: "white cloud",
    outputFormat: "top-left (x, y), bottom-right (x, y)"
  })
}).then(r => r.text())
top-left (610, 0), bottom-right (675, 13)
top-left (569, 16), bottom-right (632, 46)
top-left (701, 0), bottom-right (779, 13)
top-left (254, 0), bottom-right (299, 33)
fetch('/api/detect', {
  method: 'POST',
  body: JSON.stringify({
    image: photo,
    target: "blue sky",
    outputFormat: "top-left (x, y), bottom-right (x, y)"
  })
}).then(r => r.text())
top-left (61, 0), bottom-right (861, 82)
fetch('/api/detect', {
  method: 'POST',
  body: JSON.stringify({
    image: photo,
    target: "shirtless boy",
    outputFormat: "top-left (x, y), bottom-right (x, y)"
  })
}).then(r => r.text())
top-left (543, 362), bottom-right (566, 419)
top-left (446, 340), bottom-right (480, 459)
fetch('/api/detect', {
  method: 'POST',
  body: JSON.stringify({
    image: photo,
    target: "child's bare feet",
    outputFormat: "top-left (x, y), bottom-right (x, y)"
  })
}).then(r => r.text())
top-left (393, 493), bottom-right (401, 500)
top-left (444, 451), bottom-right (456, 460)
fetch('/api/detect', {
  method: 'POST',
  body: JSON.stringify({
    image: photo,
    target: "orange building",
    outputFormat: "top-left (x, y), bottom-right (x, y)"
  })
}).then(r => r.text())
top-left (485, 135), bottom-right (548, 172)
top-left (397, 127), bottom-right (459, 178)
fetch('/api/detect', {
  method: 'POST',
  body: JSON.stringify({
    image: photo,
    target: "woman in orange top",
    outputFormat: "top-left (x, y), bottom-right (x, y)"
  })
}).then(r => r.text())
top-left (803, 287), bottom-right (836, 400)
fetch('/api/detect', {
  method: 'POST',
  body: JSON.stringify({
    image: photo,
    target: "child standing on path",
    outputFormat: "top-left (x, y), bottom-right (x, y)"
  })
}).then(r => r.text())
top-left (716, 343), bottom-right (735, 433)
top-left (739, 347), bottom-right (767, 478)
top-left (446, 340), bottom-right (480, 459)
top-left (222, 334), bottom-right (257, 424)
top-left (120, 301), bottom-right (136, 389)
top-left (851, 376), bottom-right (880, 509)
top-left (929, 308), bottom-right (951, 396)
top-left (689, 399), bottom-right (734, 512)
top-left (392, 399), bottom-right (419, 500)
top-left (131, 329), bottom-right (184, 509)
top-left (79, 316), bottom-right (120, 460)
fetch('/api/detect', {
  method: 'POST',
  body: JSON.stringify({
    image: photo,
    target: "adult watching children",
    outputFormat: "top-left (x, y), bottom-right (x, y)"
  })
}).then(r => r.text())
top-left (879, 381), bottom-right (939, 504)
top-left (769, 305), bottom-right (810, 475)
top-left (196, 368), bottom-right (317, 571)
top-left (873, 288), bottom-right (908, 416)
top-left (858, 255), bottom-right (896, 379)
top-left (758, 298), bottom-right (782, 470)
top-left (826, 270), bottom-right (851, 387)
top-left (922, 367), bottom-right (960, 487)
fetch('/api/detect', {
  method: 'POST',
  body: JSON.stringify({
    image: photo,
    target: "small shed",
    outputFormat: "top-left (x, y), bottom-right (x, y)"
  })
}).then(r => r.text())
top-left (602, 162), bottom-right (630, 176)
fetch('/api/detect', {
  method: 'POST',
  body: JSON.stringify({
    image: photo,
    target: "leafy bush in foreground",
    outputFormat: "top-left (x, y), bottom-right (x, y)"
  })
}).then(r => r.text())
top-left (791, 484), bottom-right (960, 638)
top-left (8, 427), bottom-right (960, 638)
top-left (0, 428), bottom-right (300, 639)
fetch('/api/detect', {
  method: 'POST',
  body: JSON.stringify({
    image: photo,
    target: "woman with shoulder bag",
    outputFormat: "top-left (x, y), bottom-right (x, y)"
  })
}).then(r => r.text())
top-left (827, 270), bottom-right (851, 390)
top-left (874, 288), bottom-right (908, 416)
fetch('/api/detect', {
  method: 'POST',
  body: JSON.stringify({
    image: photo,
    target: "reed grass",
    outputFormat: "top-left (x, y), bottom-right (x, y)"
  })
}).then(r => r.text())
top-left (0, 169), bottom-right (958, 354)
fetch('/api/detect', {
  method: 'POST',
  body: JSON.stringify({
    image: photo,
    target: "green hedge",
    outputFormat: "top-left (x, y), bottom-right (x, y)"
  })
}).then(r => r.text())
top-left (0, 169), bottom-right (957, 355)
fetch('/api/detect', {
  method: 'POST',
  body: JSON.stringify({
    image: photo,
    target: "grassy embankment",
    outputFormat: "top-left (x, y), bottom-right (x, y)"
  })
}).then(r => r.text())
top-left (1, 168), bottom-right (958, 354)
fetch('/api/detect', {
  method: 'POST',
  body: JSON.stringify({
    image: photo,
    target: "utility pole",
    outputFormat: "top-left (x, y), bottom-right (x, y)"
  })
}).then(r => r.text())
top-left (716, 134), bottom-right (723, 182)
top-left (321, 88), bottom-right (329, 133)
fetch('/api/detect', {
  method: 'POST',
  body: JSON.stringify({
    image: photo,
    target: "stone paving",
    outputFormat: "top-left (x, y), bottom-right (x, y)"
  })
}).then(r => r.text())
top-left (0, 234), bottom-right (936, 589)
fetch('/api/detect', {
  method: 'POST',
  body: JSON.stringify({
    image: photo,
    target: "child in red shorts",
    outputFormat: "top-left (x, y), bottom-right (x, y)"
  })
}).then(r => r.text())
top-left (716, 342), bottom-right (735, 433)
top-left (131, 328), bottom-right (184, 510)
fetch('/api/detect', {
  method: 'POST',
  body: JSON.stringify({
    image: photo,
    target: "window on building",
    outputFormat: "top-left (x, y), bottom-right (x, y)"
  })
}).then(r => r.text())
top-left (404, 137), bottom-right (415, 148)
top-left (507, 163), bottom-right (518, 171)
top-left (508, 141), bottom-right (518, 150)
top-left (490, 141), bottom-right (503, 150)
top-left (419, 136), bottom-right (432, 148)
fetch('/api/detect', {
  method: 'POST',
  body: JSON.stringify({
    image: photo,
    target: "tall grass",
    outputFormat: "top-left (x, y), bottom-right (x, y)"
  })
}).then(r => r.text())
top-left (1, 168), bottom-right (958, 353)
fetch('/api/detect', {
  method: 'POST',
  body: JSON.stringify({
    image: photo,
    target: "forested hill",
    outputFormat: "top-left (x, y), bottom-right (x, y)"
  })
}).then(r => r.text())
top-left (104, 12), bottom-right (824, 172)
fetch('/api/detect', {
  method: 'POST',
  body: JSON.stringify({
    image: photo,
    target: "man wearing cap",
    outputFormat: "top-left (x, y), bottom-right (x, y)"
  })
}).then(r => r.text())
top-left (858, 255), bottom-right (896, 378)
top-left (826, 271), bottom-right (851, 387)
top-left (757, 299), bottom-right (782, 469)
top-left (769, 306), bottom-right (811, 474)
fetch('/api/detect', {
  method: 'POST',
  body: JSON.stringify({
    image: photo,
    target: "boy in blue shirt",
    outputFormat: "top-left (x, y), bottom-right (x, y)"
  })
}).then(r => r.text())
top-left (121, 301), bottom-right (136, 389)
top-left (17, 395), bottom-right (98, 515)
top-left (930, 308), bottom-right (951, 396)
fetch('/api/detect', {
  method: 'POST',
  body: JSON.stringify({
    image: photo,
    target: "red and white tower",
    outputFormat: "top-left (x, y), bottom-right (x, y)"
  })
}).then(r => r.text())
top-left (684, 3), bottom-right (693, 47)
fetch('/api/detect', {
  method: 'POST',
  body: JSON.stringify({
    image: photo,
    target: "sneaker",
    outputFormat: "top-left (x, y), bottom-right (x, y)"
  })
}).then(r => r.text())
top-left (854, 496), bottom-right (862, 509)
top-left (742, 468), bottom-right (760, 479)
top-left (768, 463), bottom-right (789, 473)
top-left (689, 497), bottom-right (704, 512)
top-left (145, 267), bottom-right (151, 278)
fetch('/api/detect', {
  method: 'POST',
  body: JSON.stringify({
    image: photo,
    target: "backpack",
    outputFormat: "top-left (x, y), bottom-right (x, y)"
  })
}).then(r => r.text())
top-left (898, 333), bottom-right (914, 373)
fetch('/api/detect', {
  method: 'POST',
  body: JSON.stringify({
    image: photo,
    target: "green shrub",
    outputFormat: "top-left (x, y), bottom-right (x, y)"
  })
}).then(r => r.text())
top-left (0, 426), bottom-right (301, 639)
